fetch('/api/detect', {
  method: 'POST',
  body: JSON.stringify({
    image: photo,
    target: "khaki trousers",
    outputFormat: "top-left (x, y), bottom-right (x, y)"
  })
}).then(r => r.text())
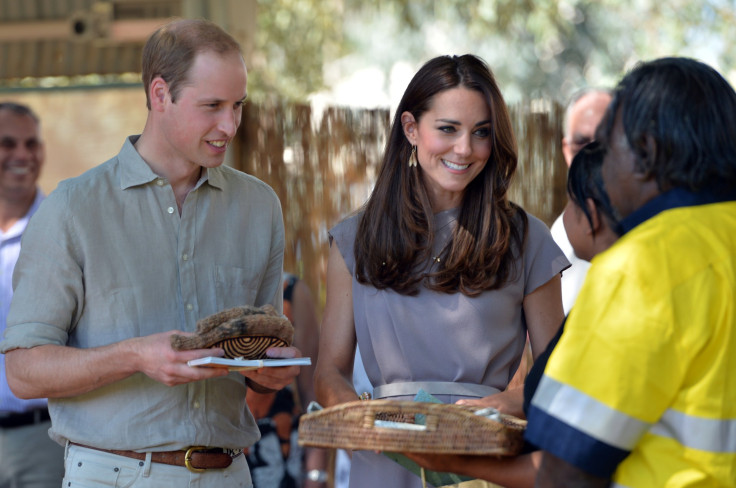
top-left (64, 443), bottom-right (252, 487)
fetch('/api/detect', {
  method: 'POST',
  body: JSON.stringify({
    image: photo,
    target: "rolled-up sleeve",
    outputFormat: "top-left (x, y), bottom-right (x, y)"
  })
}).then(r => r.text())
top-left (2, 186), bottom-right (81, 351)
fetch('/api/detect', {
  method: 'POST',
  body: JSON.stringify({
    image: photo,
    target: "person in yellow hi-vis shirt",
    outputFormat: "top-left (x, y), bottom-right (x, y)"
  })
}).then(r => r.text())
top-left (527, 57), bottom-right (736, 487)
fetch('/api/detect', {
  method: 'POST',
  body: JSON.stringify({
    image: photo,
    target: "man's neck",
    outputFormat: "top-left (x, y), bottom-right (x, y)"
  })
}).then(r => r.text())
top-left (169, 168), bottom-right (203, 213)
top-left (134, 129), bottom-right (203, 213)
top-left (0, 188), bottom-right (37, 233)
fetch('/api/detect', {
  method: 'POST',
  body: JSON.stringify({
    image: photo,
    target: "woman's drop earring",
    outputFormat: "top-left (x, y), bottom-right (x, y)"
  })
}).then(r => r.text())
top-left (408, 146), bottom-right (418, 168)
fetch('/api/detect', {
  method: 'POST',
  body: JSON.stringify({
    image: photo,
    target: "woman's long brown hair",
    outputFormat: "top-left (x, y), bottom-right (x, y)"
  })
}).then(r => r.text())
top-left (354, 54), bottom-right (527, 296)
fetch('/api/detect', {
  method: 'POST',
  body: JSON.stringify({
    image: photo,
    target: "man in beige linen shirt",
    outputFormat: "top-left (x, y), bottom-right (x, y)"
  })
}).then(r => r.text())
top-left (0, 19), bottom-right (299, 488)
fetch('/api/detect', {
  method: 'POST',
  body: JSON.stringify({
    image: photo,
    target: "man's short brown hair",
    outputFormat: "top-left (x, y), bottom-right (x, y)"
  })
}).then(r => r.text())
top-left (141, 18), bottom-right (242, 110)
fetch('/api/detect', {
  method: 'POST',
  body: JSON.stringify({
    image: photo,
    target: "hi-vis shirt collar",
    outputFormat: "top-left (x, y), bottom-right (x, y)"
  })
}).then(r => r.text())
top-left (617, 185), bottom-right (736, 236)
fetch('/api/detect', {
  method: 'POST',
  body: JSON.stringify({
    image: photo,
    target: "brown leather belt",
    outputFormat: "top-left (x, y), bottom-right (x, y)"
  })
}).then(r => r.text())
top-left (71, 443), bottom-right (239, 473)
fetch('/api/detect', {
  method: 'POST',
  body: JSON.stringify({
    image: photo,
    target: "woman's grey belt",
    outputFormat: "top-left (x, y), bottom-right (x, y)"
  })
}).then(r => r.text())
top-left (372, 381), bottom-right (499, 399)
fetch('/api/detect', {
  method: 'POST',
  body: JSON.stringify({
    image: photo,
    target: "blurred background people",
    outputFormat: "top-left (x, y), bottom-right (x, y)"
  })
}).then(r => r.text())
top-left (551, 88), bottom-right (612, 314)
top-left (0, 102), bottom-right (64, 487)
top-left (314, 54), bottom-right (567, 488)
top-left (246, 272), bottom-right (329, 487)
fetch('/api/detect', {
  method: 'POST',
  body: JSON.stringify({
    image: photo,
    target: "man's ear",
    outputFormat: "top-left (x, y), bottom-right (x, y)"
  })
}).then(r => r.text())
top-left (634, 134), bottom-right (658, 181)
top-left (585, 198), bottom-right (600, 235)
top-left (149, 77), bottom-right (169, 112)
top-left (561, 137), bottom-right (573, 168)
top-left (401, 111), bottom-right (418, 146)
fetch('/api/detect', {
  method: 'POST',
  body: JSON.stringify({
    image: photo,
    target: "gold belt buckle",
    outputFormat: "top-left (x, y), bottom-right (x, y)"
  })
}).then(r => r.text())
top-left (184, 446), bottom-right (207, 473)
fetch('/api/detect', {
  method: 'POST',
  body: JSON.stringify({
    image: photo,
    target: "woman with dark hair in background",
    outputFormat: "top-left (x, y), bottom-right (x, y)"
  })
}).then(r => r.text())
top-left (314, 54), bottom-right (568, 488)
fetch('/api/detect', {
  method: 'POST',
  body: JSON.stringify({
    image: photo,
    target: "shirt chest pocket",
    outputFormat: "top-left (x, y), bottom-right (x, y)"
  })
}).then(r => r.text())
top-left (213, 265), bottom-right (261, 310)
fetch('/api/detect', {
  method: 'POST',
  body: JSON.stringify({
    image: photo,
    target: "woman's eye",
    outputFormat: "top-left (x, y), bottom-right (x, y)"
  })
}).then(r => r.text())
top-left (474, 127), bottom-right (490, 137)
top-left (438, 126), bottom-right (456, 133)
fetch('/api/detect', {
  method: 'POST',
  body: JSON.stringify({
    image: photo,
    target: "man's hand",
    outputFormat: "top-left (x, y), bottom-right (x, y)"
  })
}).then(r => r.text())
top-left (5, 330), bottom-right (231, 400)
top-left (404, 452), bottom-right (474, 475)
top-left (242, 346), bottom-right (302, 392)
top-left (405, 450), bottom-right (541, 487)
top-left (536, 452), bottom-right (610, 487)
top-left (130, 330), bottom-right (230, 386)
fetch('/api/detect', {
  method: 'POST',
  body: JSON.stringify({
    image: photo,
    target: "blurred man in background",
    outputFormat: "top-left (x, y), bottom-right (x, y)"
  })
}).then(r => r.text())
top-left (551, 88), bottom-right (612, 313)
top-left (0, 102), bottom-right (64, 487)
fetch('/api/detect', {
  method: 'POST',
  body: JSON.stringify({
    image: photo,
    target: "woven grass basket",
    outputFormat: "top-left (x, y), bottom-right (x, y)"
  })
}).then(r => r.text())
top-left (298, 400), bottom-right (527, 456)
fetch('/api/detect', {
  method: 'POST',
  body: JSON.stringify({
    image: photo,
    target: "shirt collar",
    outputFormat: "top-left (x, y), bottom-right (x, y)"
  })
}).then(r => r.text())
top-left (118, 135), bottom-right (225, 191)
top-left (617, 185), bottom-right (736, 236)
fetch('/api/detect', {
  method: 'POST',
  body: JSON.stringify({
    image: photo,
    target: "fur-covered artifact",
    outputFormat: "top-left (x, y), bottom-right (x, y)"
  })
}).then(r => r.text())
top-left (170, 304), bottom-right (294, 359)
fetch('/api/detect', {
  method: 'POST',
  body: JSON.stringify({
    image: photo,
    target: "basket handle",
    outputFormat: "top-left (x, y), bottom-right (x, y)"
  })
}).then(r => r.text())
top-left (361, 409), bottom-right (439, 432)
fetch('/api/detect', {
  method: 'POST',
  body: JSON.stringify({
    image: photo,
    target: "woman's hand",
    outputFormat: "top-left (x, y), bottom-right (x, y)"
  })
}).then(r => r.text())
top-left (456, 387), bottom-right (525, 419)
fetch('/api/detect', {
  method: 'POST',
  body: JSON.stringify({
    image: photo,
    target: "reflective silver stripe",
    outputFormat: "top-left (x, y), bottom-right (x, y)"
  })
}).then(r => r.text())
top-left (532, 376), bottom-right (650, 450)
top-left (649, 408), bottom-right (736, 453)
top-left (372, 381), bottom-right (499, 399)
top-left (611, 483), bottom-right (630, 488)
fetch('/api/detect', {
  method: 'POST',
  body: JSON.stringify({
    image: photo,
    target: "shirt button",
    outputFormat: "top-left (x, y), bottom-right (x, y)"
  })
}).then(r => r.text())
top-left (182, 254), bottom-right (189, 261)
top-left (193, 401), bottom-right (201, 409)
top-left (156, 179), bottom-right (165, 186)
top-left (167, 207), bottom-right (175, 214)
top-left (186, 303), bottom-right (193, 311)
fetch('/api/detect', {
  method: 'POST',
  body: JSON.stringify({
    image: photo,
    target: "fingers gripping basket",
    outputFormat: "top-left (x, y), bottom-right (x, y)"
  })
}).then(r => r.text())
top-left (298, 400), bottom-right (527, 456)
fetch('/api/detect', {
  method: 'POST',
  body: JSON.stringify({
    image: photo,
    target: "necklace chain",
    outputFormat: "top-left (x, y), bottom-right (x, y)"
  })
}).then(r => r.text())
top-left (381, 215), bottom-right (454, 266)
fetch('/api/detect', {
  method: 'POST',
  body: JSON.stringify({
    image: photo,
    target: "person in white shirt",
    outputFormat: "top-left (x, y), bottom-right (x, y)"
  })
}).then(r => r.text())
top-left (0, 102), bottom-right (64, 488)
top-left (551, 88), bottom-right (612, 313)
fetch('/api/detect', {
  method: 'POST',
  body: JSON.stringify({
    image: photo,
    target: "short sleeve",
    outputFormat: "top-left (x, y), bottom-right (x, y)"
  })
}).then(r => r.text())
top-left (328, 213), bottom-right (361, 276)
top-left (522, 212), bottom-right (570, 296)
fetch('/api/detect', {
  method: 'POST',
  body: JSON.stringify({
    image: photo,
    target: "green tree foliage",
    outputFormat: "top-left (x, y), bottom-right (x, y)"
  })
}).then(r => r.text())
top-left (248, 0), bottom-right (345, 102)
top-left (252, 0), bottom-right (736, 104)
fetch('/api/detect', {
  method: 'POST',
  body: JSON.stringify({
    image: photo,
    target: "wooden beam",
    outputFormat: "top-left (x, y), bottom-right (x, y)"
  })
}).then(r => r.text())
top-left (0, 21), bottom-right (69, 41)
top-left (0, 18), bottom-right (170, 43)
top-left (108, 18), bottom-right (170, 42)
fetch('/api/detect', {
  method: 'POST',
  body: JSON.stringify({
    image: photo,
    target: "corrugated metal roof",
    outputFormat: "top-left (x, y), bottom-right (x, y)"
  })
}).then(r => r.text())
top-left (0, 0), bottom-right (182, 79)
